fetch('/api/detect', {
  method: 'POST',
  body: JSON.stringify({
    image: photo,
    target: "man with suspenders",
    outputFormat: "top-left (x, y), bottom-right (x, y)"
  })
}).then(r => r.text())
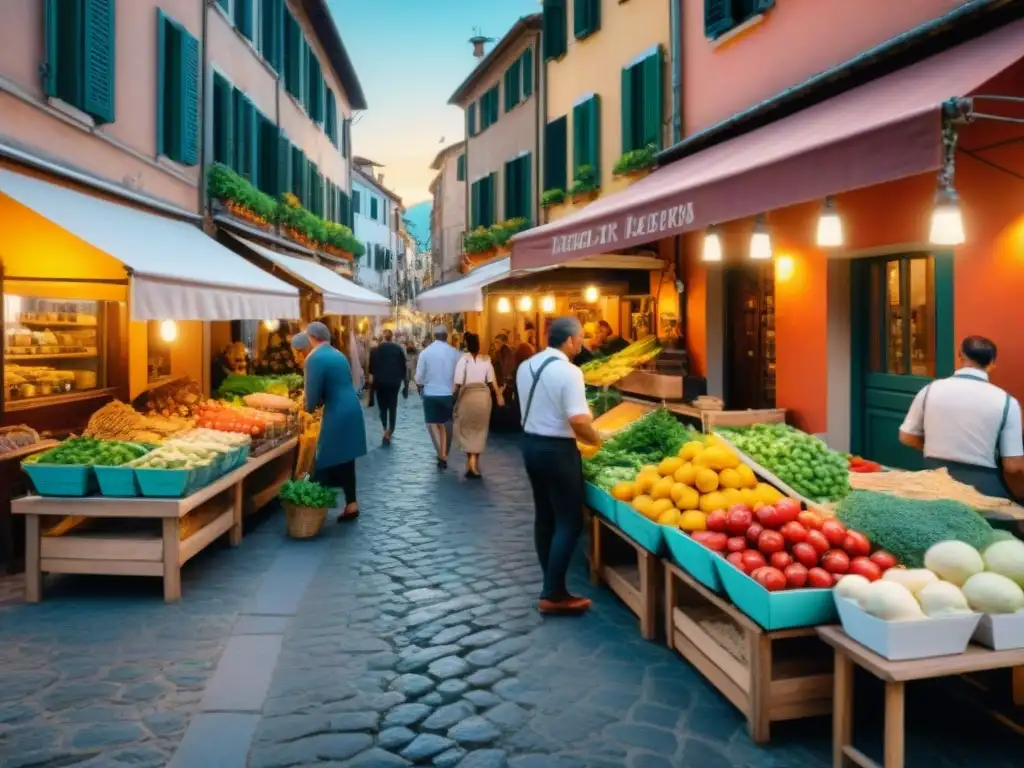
top-left (899, 337), bottom-right (1024, 524)
top-left (516, 317), bottom-right (602, 615)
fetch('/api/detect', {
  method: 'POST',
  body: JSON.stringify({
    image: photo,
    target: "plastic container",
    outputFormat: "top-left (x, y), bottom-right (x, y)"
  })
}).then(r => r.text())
top-left (189, 463), bottom-right (214, 494)
top-left (135, 468), bottom-right (195, 498)
top-left (586, 484), bottom-right (618, 525)
top-left (616, 503), bottom-right (665, 555)
top-left (714, 557), bottom-right (836, 631)
top-left (835, 595), bottom-right (981, 660)
top-left (663, 527), bottom-right (724, 593)
top-left (94, 465), bottom-right (139, 497)
top-left (972, 612), bottom-right (1024, 651)
top-left (22, 463), bottom-right (95, 497)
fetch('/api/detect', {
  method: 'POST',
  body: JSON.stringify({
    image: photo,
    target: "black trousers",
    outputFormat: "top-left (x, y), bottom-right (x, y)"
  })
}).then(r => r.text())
top-left (376, 383), bottom-right (401, 433)
top-left (315, 461), bottom-right (356, 506)
top-left (522, 434), bottom-right (584, 600)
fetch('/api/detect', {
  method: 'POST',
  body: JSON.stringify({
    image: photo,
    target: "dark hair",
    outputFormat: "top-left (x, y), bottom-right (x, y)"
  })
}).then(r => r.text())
top-left (598, 320), bottom-right (613, 334)
top-left (961, 336), bottom-right (998, 367)
top-left (548, 316), bottom-right (582, 348)
top-left (465, 332), bottom-right (480, 357)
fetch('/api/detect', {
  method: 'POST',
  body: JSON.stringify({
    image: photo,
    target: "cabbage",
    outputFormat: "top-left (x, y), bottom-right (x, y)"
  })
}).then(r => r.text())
top-left (923, 541), bottom-right (985, 587)
top-left (917, 581), bottom-right (971, 617)
top-left (882, 568), bottom-right (939, 596)
top-left (862, 581), bottom-right (925, 621)
top-left (982, 539), bottom-right (1024, 589)
top-left (836, 574), bottom-right (872, 605)
top-left (962, 572), bottom-right (1024, 614)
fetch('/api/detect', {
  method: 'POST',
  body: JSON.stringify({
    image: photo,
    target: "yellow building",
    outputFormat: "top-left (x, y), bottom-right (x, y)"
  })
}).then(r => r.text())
top-left (541, 0), bottom-right (671, 222)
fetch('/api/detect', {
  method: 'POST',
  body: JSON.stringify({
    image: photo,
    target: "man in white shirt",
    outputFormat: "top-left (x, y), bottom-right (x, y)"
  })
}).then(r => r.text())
top-left (415, 324), bottom-right (461, 469)
top-left (517, 316), bottom-right (602, 615)
top-left (899, 336), bottom-right (1024, 511)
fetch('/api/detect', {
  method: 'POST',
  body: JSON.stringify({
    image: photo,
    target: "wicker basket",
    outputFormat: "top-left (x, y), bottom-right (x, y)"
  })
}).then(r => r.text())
top-left (284, 502), bottom-right (327, 539)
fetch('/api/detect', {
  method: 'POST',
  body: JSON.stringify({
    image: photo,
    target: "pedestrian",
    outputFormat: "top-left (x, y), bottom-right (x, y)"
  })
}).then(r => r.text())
top-left (405, 340), bottom-right (420, 393)
top-left (369, 328), bottom-right (408, 446)
top-left (299, 322), bottom-right (368, 521)
top-left (415, 324), bottom-right (461, 470)
top-left (453, 332), bottom-right (504, 479)
top-left (516, 316), bottom-right (602, 615)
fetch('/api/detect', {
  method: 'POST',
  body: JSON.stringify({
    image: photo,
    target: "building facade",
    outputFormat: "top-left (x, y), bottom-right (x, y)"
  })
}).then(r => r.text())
top-left (351, 161), bottom-right (402, 295)
top-left (428, 141), bottom-right (466, 284)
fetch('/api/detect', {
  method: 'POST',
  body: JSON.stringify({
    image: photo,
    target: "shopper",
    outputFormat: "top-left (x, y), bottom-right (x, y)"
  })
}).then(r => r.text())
top-left (370, 328), bottom-right (408, 446)
top-left (415, 324), bottom-right (461, 469)
top-left (405, 340), bottom-right (420, 393)
top-left (517, 316), bottom-right (601, 614)
top-left (453, 332), bottom-right (504, 478)
top-left (595, 320), bottom-right (629, 355)
top-left (301, 322), bottom-right (367, 521)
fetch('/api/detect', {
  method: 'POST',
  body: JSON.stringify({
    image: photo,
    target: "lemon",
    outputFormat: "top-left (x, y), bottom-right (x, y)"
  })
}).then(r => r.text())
top-left (674, 485), bottom-right (700, 511)
top-left (673, 462), bottom-right (696, 486)
top-left (649, 498), bottom-right (675, 519)
top-left (679, 440), bottom-right (705, 462)
top-left (577, 441), bottom-right (600, 459)
top-left (739, 487), bottom-right (758, 507)
top-left (632, 495), bottom-right (654, 516)
top-left (678, 510), bottom-right (708, 532)
top-left (699, 490), bottom-right (727, 514)
top-left (694, 468), bottom-right (720, 494)
top-left (635, 471), bottom-right (660, 495)
top-left (657, 507), bottom-right (681, 527)
top-left (721, 487), bottom-right (743, 507)
top-left (718, 467), bottom-right (741, 490)
top-left (640, 464), bottom-right (661, 477)
top-left (736, 464), bottom-right (757, 489)
top-left (611, 482), bottom-right (636, 502)
top-left (658, 456), bottom-right (684, 477)
top-left (755, 482), bottom-right (784, 504)
top-left (651, 476), bottom-right (675, 501)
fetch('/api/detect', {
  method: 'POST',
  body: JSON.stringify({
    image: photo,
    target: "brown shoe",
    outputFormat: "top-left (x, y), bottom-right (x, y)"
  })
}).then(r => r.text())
top-left (538, 596), bottom-right (592, 615)
top-left (336, 504), bottom-right (360, 522)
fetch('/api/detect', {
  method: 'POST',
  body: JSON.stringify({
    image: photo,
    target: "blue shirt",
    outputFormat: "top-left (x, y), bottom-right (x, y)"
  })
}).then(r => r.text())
top-left (415, 340), bottom-right (460, 397)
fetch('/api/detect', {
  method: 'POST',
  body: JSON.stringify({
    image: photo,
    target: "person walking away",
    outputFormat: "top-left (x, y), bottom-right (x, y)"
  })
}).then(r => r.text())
top-left (371, 329), bottom-right (408, 446)
top-left (300, 322), bottom-right (368, 521)
top-left (415, 324), bottom-right (461, 469)
top-left (453, 332), bottom-right (504, 478)
top-left (517, 317), bottom-right (602, 614)
top-left (405, 341), bottom-right (420, 393)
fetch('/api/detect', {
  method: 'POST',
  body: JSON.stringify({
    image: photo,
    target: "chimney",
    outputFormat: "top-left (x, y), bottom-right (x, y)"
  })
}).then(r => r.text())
top-left (469, 29), bottom-right (493, 58)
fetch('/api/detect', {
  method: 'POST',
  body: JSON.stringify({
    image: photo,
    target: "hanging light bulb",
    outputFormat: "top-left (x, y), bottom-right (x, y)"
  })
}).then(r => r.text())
top-left (496, 297), bottom-right (512, 314)
top-left (584, 285), bottom-right (600, 303)
top-left (262, 319), bottom-right (280, 332)
top-left (518, 295), bottom-right (533, 312)
top-left (929, 186), bottom-right (965, 246)
top-left (540, 295), bottom-right (556, 314)
top-left (816, 196), bottom-right (843, 248)
top-left (701, 226), bottom-right (722, 262)
top-left (159, 320), bottom-right (178, 343)
top-left (749, 215), bottom-right (772, 260)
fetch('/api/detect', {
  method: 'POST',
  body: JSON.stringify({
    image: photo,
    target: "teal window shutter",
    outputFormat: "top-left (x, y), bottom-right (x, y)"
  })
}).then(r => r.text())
top-left (522, 47), bottom-right (534, 98)
top-left (325, 88), bottom-right (336, 145)
top-left (352, 189), bottom-right (361, 214)
top-left (508, 58), bottom-right (521, 111)
top-left (574, 0), bottom-right (600, 40)
top-left (621, 64), bottom-right (634, 154)
top-left (488, 173), bottom-right (498, 226)
top-left (704, 0), bottom-right (735, 39)
top-left (290, 145), bottom-right (302, 197)
top-left (339, 190), bottom-right (351, 228)
top-left (504, 161), bottom-right (514, 221)
top-left (542, 0), bottom-right (566, 61)
top-left (156, 10), bottom-right (168, 157)
top-left (216, 0), bottom-right (228, 10)
top-left (260, 0), bottom-right (282, 70)
top-left (156, 11), bottom-right (198, 166)
top-left (457, 155), bottom-right (465, 182)
top-left (82, 0), bottom-right (116, 123)
top-left (588, 96), bottom-right (601, 177)
top-left (543, 117), bottom-right (567, 191)
top-left (491, 86), bottom-right (499, 125)
top-left (572, 96), bottom-right (600, 177)
top-left (178, 29), bottom-right (200, 165)
top-left (45, 0), bottom-right (83, 104)
top-left (641, 46), bottom-right (664, 150)
top-left (467, 103), bottom-right (476, 137)
top-left (277, 137), bottom-right (290, 197)
top-left (470, 181), bottom-right (480, 229)
top-left (521, 153), bottom-right (532, 223)
top-left (284, 12), bottom-right (301, 98)
top-left (258, 116), bottom-right (279, 194)
top-left (342, 117), bottom-right (351, 159)
top-left (370, 197), bottom-right (379, 220)
top-left (213, 72), bottom-right (234, 167)
top-left (235, 0), bottom-right (254, 41)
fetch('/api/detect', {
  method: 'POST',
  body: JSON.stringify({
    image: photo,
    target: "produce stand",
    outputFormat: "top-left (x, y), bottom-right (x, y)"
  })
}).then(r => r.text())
top-left (817, 625), bottom-right (1024, 768)
top-left (1, 441), bottom-right (58, 572)
top-left (664, 562), bottom-right (833, 743)
top-left (12, 436), bottom-right (297, 603)
top-left (589, 516), bottom-right (660, 640)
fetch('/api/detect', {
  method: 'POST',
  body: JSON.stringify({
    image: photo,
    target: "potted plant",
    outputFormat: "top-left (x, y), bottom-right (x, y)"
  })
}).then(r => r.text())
top-left (279, 479), bottom-right (337, 538)
top-left (613, 144), bottom-right (657, 179)
top-left (569, 165), bottom-right (600, 203)
top-left (207, 164), bottom-right (276, 229)
top-left (463, 226), bottom-right (498, 259)
top-left (541, 188), bottom-right (566, 208)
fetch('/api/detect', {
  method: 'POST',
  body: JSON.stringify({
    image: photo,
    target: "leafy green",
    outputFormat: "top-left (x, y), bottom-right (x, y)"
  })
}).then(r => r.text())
top-left (583, 409), bottom-right (694, 487)
top-left (280, 479), bottom-right (337, 509)
top-left (27, 437), bottom-right (151, 467)
top-left (216, 374), bottom-right (303, 399)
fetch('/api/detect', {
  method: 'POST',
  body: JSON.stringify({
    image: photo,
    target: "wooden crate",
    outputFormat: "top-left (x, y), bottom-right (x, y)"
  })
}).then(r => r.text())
top-left (589, 517), bottom-right (660, 640)
top-left (664, 562), bottom-right (833, 743)
top-left (701, 408), bottom-right (787, 432)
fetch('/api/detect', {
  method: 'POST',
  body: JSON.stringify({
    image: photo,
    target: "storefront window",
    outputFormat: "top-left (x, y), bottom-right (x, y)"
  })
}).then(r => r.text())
top-left (885, 260), bottom-right (904, 374)
top-left (867, 254), bottom-right (936, 377)
top-left (4, 295), bottom-right (107, 406)
top-left (147, 320), bottom-right (172, 382)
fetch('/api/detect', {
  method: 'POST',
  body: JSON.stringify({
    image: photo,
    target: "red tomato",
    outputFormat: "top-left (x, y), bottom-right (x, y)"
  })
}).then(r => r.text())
top-left (757, 505), bottom-right (782, 529)
top-left (821, 549), bottom-right (850, 574)
top-left (791, 542), bottom-right (820, 569)
top-left (807, 567), bottom-right (835, 588)
top-left (821, 520), bottom-right (847, 548)
top-left (780, 521), bottom-right (808, 545)
top-left (745, 522), bottom-right (765, 545)
top-left (869, 550), bottom-right (898, 570)
top-left (726, 507), bottom-right (753, 535)
top-left (806, 530), bottom-right (830, 555)
top-left (740, 550), bottom-right (767, 574)
top-left (784, 563), bottom-right (809, 589)
top-left (774, 498), bottom-right (801, 525)
top-left (727, 552), bottom-right (746, 570)
top-left (704, 532), bottom-right (729, 552)
top-left (843, 531), bottom-right (871, 558)
top-left (849, 557), bottom-right (882, 582)
top-left (755, 566), bottom-right (788, 592)
top-left (770, 551), bottom-right (793, 570)
top-left (706, 509), bottom-right (729, 533)
top-left (691, 531), bottom-right (716, 546)
top-left (757, 530), bottom-right (786, 555)
top-left (797, 511), bottom-right (824, 530)
top-left (726, 536), bottom-right (748, 553)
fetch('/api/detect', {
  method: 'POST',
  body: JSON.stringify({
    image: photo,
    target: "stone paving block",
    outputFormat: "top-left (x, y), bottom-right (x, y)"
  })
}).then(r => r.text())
top-left (169, 712), bottom-right (259, 768)
top-left (448, 715), bottom-right (501, 746)
top-left (233, 615), bottom-right (290, 635)
top-left (421, 701), bottom-right (475, 732)
top-left (200, 635), bottom-right (282, 712)
top-left (401, 733), bottom-right (454, 761)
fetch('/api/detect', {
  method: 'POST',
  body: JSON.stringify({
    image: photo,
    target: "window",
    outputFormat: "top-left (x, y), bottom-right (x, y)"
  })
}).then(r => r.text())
top-left (542, 0), bottom-right (567, 61)
top-left (572, 95), bottom-right (601, 177)
top-left (306, 47), bottom-right (324, 123)
top-left (467, 103), bottom-right (477, 138)
top-left (325, 88), bottom-right (338, 146)
top-left (352, 189), bottom-right (361, 215)
top-left (504, 154), bottom-right (532, 222)
top-left (504, 58), bottom-right (521, 112)
top-left (574, 0), bottom-right (600, 40)
top-left (290, 145), bottom-right (306, 200)
top-left (456, 155), bottom-right (466, 182)
top-left (156, 11), bottom-right (200, 166)
top-left (522, 47), bottom-right (534, 98)
top-left (259, 0), bottom-right (283, 71)
top-left (308, 162), bottom-right (322, 217)
top-left (370, 196), bottom-right (379, 221)
top-left (339, 189), bottom-right (351, 228)
top-left (257, 113), bottom-right (280, 195)
top-left (544, 116), bottom-right (567, 191)
top-left (44, 0), bottom-right (116, 124)
top-left (621, 46), bottom-right (663, 152)
top-left (471, 174), bottom-right (496, 229)
top-left (233, 89), bottom-right (257, 183)
top-left (284, 11), bottom-right (306, 103)
top-left (342, 117), bottom-right (351, 159)
top-left (479, 86), bottom-right (499, 131)
top-left (867, 255), bottom-right (937, 378)
top-left (705, 0), bottom-right (775, 40)
top-left (212, 72), bottom-right (234, 166)
top-left (234, 0), bottom-right (253, 41)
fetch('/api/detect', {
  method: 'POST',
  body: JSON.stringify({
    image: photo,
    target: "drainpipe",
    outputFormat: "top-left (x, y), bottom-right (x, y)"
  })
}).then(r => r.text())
top-left (540, 32), bottom-right (549, 226)
top-left (669, 0), bottom-right (682, 145)
top-left (199, 0), bottom-right (210, 217)
top-left (534, 30), bottom-right (542, 228)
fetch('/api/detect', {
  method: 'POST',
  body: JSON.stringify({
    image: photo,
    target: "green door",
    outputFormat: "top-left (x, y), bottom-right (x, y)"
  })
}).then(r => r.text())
top-left (851, 253), bottom-right (954, 468)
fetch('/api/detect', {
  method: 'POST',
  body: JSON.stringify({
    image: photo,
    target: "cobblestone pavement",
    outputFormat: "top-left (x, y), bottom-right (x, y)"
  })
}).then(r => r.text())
top-left (2, 399), bottom-right (1023, 767)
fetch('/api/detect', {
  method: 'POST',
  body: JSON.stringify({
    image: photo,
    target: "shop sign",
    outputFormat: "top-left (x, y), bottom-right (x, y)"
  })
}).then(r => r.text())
top-left (549, 201), bottom-right (695, 256)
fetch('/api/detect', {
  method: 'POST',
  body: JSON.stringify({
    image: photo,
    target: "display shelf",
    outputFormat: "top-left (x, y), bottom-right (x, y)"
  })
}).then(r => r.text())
top-left (16, 320), bottom-right (97, 328)
top-left (6, 352), bottom-right (97, 361)
top-left (589, 516), bottom-right (660, 640)
top-left (4, 387), bottom-right (116, 413)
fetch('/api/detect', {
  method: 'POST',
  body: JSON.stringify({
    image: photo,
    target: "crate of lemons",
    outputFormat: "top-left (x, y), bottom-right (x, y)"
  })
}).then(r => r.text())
top-left (609, 436), bottom-right (786, 532)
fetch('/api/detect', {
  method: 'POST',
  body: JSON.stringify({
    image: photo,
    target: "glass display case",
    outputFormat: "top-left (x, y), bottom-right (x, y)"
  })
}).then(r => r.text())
top-left (3, 295), bottom-right (108, 407)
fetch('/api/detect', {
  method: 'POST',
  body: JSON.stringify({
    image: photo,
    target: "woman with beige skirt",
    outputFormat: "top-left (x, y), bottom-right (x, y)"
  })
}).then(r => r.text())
top-left (453, 332), bottom-right (504, 479)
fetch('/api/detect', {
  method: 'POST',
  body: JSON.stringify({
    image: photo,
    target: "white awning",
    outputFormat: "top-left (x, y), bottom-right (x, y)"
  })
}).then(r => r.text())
top-left (0, 169), bottom-right (300, 321)
top-left (229, 234), bottom-right (391, 316)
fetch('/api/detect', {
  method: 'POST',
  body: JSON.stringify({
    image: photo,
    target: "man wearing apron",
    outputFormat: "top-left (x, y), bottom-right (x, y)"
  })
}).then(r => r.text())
top-left (899, 336), bottom-right (1024, 530)
top-left (516, 317), bottom-right (602, 615)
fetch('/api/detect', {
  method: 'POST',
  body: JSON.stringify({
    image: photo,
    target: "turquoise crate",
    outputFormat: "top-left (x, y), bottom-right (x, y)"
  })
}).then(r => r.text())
top-left (713, 557), bottom-right (837, 631)
top-left (586, 484), bottom-right (618, 525)
top-left (616, 503), bottom-right (665, 555)
top-left (663, 527), bottom-right (724, 594)
top-left (94, 465), bottom-right (139, 497)
top-left (22, 463), bottom-right (95, 497)
top-left (584, 482), bottom-right (602, 510)
top-left (135, 468), bottom-right (195, 498)
top-left (189, 463), bottom-right (214, 494)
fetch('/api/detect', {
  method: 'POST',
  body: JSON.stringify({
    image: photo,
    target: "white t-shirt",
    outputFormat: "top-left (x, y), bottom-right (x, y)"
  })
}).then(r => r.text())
top-left (515, 348), bottom-right (590, 439)
top-left (454, 354), bottom-right (496, 386)
top-left (899, 368), bottom-right (1023, 469)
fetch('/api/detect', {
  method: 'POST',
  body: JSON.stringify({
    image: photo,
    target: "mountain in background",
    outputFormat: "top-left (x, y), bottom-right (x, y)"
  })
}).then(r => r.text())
top-left (403, 201), bottom-right (431, 251)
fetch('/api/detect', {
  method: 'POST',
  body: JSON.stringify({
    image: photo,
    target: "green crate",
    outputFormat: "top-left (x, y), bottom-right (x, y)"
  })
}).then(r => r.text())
top-left (94, 465), bottom-right (139, 497)
top-left (22, 463), bottom-right (95, 497)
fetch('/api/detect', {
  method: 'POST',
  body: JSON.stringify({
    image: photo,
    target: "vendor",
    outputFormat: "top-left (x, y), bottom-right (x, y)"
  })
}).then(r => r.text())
top-left (595, 320), bottom-right (629, 355)
top-left (899, 336), bottom-right (1024, 507)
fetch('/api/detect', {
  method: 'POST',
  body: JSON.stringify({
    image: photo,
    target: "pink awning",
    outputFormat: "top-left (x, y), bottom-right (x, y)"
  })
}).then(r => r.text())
top-left (511, 20), bottom-right (1024, 269)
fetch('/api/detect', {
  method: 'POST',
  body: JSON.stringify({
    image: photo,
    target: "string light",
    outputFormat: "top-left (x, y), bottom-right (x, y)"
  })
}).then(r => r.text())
top-left (518, 296), bottom-right (533, 312)
top-left (496, 297), bottom-right (512, 313)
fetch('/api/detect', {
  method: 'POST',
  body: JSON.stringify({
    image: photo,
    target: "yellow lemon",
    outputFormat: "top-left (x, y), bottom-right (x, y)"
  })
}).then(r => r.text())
top-left (718, 467), bottom-right (741, 490)
top-left (700, 446), bottom-right (740, 471)
top-left (753, 500), bottom-right (765, 511)
top-left (635, 471), bottom-right (660, 495)
top-left (694, 468), bottom-right (720, 494)
top-left (632, 495), bottom-right (654, 516)
top-left (649, 498), bottom-right (675, 519)
top-left (674, 485), bottom-right (700, 511)
top-left (658, 456), bottom-right (684, 477)
top-left (738, 488), bottom-right (758, 507)
top-left (705, 434), bottom-right (724, 448)
top-left (755, 482), bottom-right (784, 504)
top-left (673, 462), bottom-right (696, 487)
top-left (577, 441), bottom-right (600, 459)
top-left (679, 440), bottom-right (705, 462)
top-left (611, 482), bottom-right (636, 502)
top-left (651, 476), bottom-right (676, 501)
top-left (657, 507), bottom-right (681, 527)
top-left (640, 464), bottom-right (661, 477)
top-left (699, 490), bottom-right (727, 514)
top-left (678, 510), bottom-right (708, 532)
top-left (721, 487), bottom-right (743, 507)
top-left (736, 464), bottom-right (757, 489)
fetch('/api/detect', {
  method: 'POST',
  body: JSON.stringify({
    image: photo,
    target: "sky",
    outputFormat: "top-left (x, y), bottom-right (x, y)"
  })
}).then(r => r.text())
top-left (327, 0), bottom-right (540, 208)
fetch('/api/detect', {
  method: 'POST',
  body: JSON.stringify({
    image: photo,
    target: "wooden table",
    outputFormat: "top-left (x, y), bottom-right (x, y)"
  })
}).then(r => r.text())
top-left (12, 438), bottom-right (296, 603)
top-left (589, 516), bottom-right (660, 640)
top-left (817, 625), bottom-right (1024, 768)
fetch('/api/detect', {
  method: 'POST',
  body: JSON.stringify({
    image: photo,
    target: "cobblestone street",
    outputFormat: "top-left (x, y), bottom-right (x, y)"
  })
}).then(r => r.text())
top-left (1, 400), bottom-right (1023, 767)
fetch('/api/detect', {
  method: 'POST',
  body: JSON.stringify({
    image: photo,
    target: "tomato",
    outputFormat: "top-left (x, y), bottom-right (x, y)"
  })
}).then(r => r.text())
top-left (705, 532), bottom-right (729, 552)
top-left (770, 551), bottom-right (793, 570)
top-left (791, 542), bottom-right (820, 569)
top-left (869, 550), bottom-right (898, 570)
top-left (726, 536), bottom-right (748, 553)
top-left (780, 521), bottom-right (808, 545)
top-left (706, 509), bottom-right (729, 533)
top-left (821, 549), bottom-right (851, 574)
top-left (797, 511), bottom-right (824, 530)
top-left (727, 552), bottom-right (746, 570)
top-left (757, 505), bottom-right (782, 529)
top-left (745, 522), bottom-right (765, 545)
top-left (843, 531), bottom-right (871, 557)
top-left (757, 530), bottom-right (786, 555)
top-left (821, 520), bottom-right (847, 548)
top-left (849, 556), bottom-right (882, 581)
top-left (726, 507), bottom-right (753, 535)
top-left (774, 498), bottom-right (801, 525)
top-left (807, 567), bottom-right (835, 588)
top-left (692, 531), bottom-right (716, 546)
top-left (784, 563), bottom-right (809, 589)
top-left (757, 566), bottom-right (788, 592)
top-left (806, 530), bottom-right (830, 555)
top-left (740, 550), bottom-right (767, 574)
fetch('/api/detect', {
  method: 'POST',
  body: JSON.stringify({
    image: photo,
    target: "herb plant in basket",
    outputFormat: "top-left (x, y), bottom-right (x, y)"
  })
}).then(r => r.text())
top-left (279, 479), bottom-right (337, 538)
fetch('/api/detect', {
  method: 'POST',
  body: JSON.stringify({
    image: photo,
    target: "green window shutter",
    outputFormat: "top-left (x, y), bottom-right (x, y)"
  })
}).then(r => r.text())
top-left (352, 189), bottom-right (361, 215)
top-left (213, 72), bottom-right (234, 166)
top-left (370, 197), bottom-right (379, 220)
top-left (470, 181), bottom-right (479, 229)
top-left (258, 117), bottom-right (279, 194)
top-left (467, 103), bottom-right (476, 137)
top-left (522, 47), bottom-right (534, 98)
top-left (620, 64), bottom-right (634, 154)
top-left (504, 161), bottom-right (514, 221)
top-left (325, 88), bottom-right (337, 145)
top-left (289, 145), bottom-right (302, 197)
top-left (574, 0), bottom-right (600, 40)
top-left (339, 190), bottom-right (351, 228)
top-left (176, 27), bottom-right (200, 166)
top-left (260, 0), bottom-right (282, 70)
top-left (521, 153), bottom-right (532, 223)
top-left (235, 0), bottom-right (254, 41)
top-left (342, 117), bottom-right (351, 158)
top-left (488, 173), bottom-right (498, 226)
top-left (491, 86), bottom-right (500, 125)
top-left (277, 137), bottom-right (291, 197)
top-left (45, 0), bottom-right (83, 104)
top-left (284, 12), bottom-right (301, 98)
top-left (641, 47), bottom-right (664, 150)
top-left (572, 96), bottom-right (600, 177)
top-left (457, 155), bottom-right (465, 181)
top-left (588, 96), bottom-right (601, 176)
top-left (542, 0), bottom-right (566, 61)
top-left (704, 0), bottom-right (735, 39)
top-left (156, 10), bottom-right (168, 157)
top-left (543, 116), bottom-right (567, 191)
top-left (82, 0), bottom-right (116, 123)
top-left (157, 13), bottom-right (197, 165)
top-left (509, 59), bottom-right (521, 110)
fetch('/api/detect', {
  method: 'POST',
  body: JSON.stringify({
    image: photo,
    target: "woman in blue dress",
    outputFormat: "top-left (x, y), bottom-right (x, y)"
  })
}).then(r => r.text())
top-left (292, 322), bottom-right (367, 521)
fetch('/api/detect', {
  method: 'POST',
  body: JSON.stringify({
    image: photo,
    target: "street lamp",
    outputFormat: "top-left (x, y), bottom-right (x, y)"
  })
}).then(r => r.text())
top-left (749, 215), bottom-right (772, 260)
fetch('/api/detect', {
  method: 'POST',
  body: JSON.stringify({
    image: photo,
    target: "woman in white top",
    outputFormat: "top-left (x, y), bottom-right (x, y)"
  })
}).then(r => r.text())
top-left (453, 332), bottom-right (505, 478)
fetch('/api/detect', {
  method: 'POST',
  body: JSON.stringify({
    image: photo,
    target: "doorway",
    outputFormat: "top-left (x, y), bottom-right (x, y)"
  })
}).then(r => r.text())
top-left (724, 264), bottom-right (776, 411)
